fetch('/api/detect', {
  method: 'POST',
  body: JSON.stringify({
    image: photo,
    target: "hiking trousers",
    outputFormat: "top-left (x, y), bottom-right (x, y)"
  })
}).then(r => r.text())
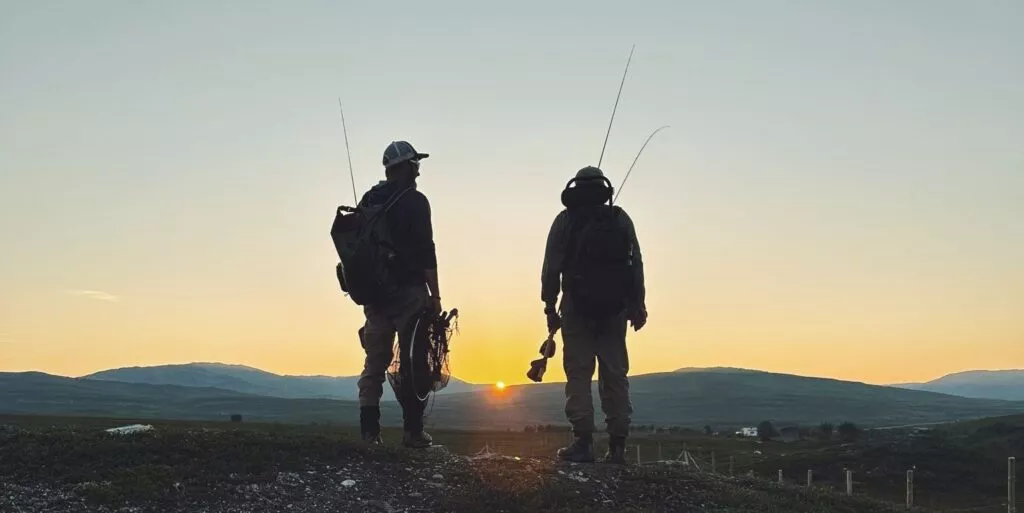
top-left (561, 310), bottom-right (633, 438)
top-left (357, 284), bottom-right (430, 431)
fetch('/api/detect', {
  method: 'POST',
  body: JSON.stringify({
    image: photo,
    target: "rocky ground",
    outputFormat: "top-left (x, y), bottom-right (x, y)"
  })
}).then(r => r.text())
top-left (0, 423), bottom-right (915, 512)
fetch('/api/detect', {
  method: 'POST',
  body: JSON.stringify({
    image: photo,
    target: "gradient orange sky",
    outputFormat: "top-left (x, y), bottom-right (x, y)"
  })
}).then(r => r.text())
top-left (1, 1), bottom-right (1022, 386)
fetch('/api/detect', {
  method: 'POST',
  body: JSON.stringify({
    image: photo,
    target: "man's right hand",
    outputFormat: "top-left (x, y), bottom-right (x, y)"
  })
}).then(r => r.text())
top-left (545, 305), bottom-right (561, 334)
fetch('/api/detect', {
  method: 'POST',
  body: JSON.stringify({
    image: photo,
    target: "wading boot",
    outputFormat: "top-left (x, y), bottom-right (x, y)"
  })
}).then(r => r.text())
top-left (360, 406), bottom-right (382, 445)
top-left (402, 430), bottom-right (433, 449)
top-left (400, 396), bottom-right (432, 449)
top-left (603, 436), bottom-right (627, 465)
top-left (557, 432), bottom-right (595, 463)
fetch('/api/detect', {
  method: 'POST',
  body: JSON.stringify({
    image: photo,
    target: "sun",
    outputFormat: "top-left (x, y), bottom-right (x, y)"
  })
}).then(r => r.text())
top-left (495, 381), bottom-right (506, 390)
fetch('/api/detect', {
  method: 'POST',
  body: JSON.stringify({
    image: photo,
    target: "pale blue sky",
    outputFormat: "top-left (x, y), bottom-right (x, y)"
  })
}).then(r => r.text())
top-left (1, 0), bottom-right (1021, 384)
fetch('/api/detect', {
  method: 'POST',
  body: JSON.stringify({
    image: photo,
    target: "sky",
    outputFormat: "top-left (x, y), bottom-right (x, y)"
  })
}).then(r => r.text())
top-left (1, 0), bottom-right (1022, 387)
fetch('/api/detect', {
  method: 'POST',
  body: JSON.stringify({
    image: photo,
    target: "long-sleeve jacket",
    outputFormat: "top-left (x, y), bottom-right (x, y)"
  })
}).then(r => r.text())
top-left (359, 180), bottom-right (437, 288)
top-left (541, 206), bottom-right (645, 313)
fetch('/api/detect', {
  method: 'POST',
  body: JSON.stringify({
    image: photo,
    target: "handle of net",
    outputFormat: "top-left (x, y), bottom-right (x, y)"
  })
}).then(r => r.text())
top-left (538, 329), bottom-right (557, 359)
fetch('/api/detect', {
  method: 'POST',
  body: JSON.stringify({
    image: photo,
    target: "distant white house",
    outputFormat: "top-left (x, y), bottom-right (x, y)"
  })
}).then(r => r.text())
top-left (736, 427), bottom-right (758, 437)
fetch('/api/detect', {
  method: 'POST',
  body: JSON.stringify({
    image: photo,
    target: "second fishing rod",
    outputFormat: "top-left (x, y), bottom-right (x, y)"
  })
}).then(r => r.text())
top-left (594, 44), bottom-right (670, 205)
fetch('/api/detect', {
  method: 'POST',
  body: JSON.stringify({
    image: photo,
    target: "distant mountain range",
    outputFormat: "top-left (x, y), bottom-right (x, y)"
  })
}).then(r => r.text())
top-left (0, 370), bottom-right (396, 424)
top-left (425, 368), bottom-right (1024, 430)
top-left (4, 364), bottom-right (1024, 430)
top-left (892, 370), bottom-right (1024, 401)
top-left (83, 363), bottom-right (485, 401)
top-left (674, 366), bottom-right (762, 374)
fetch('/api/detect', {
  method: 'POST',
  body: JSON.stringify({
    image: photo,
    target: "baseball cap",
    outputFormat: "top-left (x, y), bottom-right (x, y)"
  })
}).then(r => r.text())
top-left (382, 140), bottom-right (430, 168)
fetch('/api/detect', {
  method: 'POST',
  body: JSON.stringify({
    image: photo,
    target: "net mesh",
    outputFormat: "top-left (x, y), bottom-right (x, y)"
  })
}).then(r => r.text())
top-left (387, 308), bottom-right (458, 402)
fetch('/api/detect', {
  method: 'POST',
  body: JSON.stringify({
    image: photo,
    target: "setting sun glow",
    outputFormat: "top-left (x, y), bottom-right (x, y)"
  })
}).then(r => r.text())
top-left (495, 381), bottom-right (506, 390)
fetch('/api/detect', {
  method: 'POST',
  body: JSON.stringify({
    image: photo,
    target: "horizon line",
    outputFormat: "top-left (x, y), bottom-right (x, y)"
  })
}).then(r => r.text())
top-left (2, 361), bottom-right (1022, 386)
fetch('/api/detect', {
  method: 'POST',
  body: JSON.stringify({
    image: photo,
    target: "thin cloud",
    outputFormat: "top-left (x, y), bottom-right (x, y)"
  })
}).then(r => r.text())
top-left (64, 289), bottom-right (120, 302)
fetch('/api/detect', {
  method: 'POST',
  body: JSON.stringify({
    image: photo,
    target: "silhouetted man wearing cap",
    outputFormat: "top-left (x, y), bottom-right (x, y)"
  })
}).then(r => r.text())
top-left (356, 140), bottom-right (442, 449)
top-left (541, 166), bottom-right (647, 464)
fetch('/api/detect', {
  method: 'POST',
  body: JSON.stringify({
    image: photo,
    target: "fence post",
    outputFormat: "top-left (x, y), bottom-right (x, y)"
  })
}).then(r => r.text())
top-left (1010, 457), bottom-right (1017, 513)
top-left (906, 469), bottom-right (914, 510)
top-left (778, 469), bottom-right (784, 485)
top-left (636, 444), bottom-right (641, 465)
top-left (807, 469), bottom-right (813, 488)
top-left (711, 452), bottom-right (717, 473)
top-left (729, 456), bottom-right (735, 476)
top-left (658, 444), bottom-right (663, 462)
top-left (846, 470), bottom-right (853, 496)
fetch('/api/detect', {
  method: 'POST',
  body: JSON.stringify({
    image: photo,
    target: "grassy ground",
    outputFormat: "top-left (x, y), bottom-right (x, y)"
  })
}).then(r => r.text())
top-left (3, 413), bottom-right (1021, 511)
top-left (0, 415), bottom-right (918, 513)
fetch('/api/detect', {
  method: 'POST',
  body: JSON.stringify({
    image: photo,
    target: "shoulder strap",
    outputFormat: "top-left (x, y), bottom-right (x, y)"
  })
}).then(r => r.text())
top-left (564, 207), bottom-right (599, 270)
top-left (364, 187), bottom-right (414, 222)
top-left (383, 187), bottom-right (414, 213)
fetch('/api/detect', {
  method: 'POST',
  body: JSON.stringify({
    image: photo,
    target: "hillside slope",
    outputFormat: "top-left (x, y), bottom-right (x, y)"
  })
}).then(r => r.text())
top-left (429, 369), bottom-right (1024, 429)
top-left (83, 362), bottom-right (482, 400)
top-left (893, 369), bottom-right (1024, 401)
top-left (7, 369), bottom-right (1023, 430)
top-left (0, 372), bottom-right (403, 425)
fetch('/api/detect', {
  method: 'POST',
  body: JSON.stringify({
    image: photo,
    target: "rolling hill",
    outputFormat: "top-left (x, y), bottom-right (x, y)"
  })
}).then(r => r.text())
top-left (892, 369), bottom-right (1024, 401)
top-left (426, 369), bottom-right (1024, 430)
top-left (6, 367), bottom-right (1024, 430)
top-left (0, 371), bottom-right (404, 425)
top-left (82, 362), bottom-right (484, 400)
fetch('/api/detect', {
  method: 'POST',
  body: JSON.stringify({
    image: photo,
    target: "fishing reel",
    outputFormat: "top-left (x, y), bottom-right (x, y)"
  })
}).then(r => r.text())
top-left (526, 330), bottom-right (557, 383)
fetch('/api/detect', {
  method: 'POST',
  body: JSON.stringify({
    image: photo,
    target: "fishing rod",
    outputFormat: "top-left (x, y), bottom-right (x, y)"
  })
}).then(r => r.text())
top-left (337, 97), bottom-right (358, 205)
top-left (597, 44), bottom-right (635, 169)
top-left (613, 125), bottom-right (671, 204)
top-left (593, 45), bottom-right (670, 204)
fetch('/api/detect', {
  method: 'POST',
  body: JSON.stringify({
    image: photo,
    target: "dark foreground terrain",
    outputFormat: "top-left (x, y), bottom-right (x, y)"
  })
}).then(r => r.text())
top-left (0, 420), bottom-right (910, 513)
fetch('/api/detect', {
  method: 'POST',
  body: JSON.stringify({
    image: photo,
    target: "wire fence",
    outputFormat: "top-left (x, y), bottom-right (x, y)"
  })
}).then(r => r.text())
top-left (630, 448), bottom-right (1018, 513)
top-left (454, 433), bottom-right (1017, 512)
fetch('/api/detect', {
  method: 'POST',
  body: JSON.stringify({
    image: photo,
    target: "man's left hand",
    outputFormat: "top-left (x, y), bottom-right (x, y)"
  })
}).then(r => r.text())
top-left (630, 307), bottom-right (648, 332)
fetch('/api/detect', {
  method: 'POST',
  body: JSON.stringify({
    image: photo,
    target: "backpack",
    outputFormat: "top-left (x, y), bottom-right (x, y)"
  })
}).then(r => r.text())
top-left (330, 186), bottom-right (412, 306)
top-left (564, 205), bottom-right (636, 317)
